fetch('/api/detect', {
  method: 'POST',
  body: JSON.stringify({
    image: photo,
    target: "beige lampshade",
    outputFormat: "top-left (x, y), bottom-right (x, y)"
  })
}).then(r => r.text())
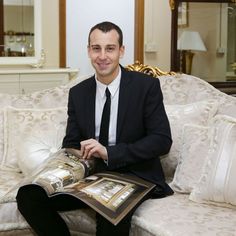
top-left (178, 31), bottom-right (207, 51)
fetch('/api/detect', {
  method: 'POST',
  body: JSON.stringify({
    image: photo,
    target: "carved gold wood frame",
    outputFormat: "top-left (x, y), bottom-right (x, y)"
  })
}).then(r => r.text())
top-left (126, 61), bottom-right (176, 77)
top-left (169, 0), bottom-right (176, 10)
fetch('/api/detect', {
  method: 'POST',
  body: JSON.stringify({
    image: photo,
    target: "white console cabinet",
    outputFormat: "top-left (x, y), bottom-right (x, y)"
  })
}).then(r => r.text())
top-left (0, 68), bottom-right (79, 94)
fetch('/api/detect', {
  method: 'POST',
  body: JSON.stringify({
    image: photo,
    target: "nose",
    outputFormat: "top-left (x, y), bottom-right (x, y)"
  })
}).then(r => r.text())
top-left (98, 49), bottom-right (107, 60)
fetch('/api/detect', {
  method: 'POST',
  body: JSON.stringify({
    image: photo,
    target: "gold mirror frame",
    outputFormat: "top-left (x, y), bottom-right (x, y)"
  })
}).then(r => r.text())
top-left (0, 0), bottom-right (42, 65)
top-left (59, 0), bottom-right (66, 68)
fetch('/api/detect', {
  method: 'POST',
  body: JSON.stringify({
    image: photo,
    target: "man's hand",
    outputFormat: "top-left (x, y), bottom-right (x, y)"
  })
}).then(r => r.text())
top-left (80, 138), bottom-right (108, 161)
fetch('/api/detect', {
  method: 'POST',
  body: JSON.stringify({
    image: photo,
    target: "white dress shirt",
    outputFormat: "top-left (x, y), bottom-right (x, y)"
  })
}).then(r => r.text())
top-left (95, 68), bottom-right (121, 146)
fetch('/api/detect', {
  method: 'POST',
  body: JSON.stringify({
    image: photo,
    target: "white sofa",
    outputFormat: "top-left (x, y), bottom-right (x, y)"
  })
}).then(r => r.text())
top-left (0, 72), bottom-right (236, 236)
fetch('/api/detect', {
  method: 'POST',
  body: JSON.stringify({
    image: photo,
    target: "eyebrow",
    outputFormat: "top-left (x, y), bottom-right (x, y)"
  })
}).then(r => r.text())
top-left (90, 44), bottom-right (117, 47)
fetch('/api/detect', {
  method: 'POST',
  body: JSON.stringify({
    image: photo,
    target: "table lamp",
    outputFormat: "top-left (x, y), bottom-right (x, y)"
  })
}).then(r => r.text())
top-left (178, 31), bottom-right (207, 74)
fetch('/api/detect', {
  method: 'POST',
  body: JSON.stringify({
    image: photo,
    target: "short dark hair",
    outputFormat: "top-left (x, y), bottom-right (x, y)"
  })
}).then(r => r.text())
top-left (88, 21), bottom-right (123, 47)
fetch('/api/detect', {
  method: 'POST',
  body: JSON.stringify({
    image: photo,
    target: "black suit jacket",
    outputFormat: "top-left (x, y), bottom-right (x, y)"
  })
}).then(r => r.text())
top-left (62, 66), bottom-right (173, 196)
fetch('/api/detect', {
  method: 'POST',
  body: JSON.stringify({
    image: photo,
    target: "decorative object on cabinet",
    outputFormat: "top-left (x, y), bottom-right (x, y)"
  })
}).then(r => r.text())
top-left (31, 49), bottom-right (46, 68)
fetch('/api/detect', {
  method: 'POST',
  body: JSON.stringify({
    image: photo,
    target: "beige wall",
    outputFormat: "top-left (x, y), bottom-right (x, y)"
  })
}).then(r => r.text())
top-left (41, 0), bottom-right (59, 67)
top-left (144, 0), bottom-right (172, 71)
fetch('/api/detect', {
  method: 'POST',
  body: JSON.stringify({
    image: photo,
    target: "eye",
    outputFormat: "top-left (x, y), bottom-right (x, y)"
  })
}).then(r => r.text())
top-left (106, 46), bottom-right (115, 52)
top-left (91, 46), bottom-right (101, 52)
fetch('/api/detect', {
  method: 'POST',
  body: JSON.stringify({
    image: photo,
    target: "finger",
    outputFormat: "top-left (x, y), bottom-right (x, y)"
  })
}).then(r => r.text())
top-left (80, 143), bottom-right (85, 156)
top-left (87, 146), bottom-right (100, 159)
top-left (82, 145), bottom-right (90, 159)
top-left (82, 142), bottom-right (97, 159)
top-left (80, 139), bottom-right (95, 157)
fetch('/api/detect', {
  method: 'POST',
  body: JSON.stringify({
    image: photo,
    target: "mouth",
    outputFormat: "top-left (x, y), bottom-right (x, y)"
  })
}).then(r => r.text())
top-left (97, 62), bottom-right (109, 70)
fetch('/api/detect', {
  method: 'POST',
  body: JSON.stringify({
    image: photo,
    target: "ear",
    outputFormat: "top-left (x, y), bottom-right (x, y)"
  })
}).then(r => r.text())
top-left (87, 45), bottom-right (91, 58)
top-left (119, 45), bottom-right (125, 58)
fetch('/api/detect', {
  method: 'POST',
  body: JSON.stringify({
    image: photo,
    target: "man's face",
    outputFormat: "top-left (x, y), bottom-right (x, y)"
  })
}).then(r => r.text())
top-left (88, 29), bottom-right (125, 83)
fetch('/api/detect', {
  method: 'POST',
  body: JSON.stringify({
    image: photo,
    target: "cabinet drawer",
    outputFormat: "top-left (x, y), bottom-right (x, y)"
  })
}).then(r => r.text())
top-left (0, 75), bottom-right (19, 94)
top-left (20, 73), bottom-right (69, 83)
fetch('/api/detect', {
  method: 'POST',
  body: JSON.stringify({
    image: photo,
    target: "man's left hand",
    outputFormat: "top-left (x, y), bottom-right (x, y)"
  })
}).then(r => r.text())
top-left (80, 138), bottom-right (108, 161)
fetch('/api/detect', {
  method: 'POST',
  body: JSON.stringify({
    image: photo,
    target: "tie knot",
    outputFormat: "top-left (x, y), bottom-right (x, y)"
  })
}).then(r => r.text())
top-left (105, 88), bottom-right (111, 98)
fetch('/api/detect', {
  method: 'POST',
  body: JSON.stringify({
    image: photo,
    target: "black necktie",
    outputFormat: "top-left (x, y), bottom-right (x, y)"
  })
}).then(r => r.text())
top-left (99, 88), bottom-right (111, 146)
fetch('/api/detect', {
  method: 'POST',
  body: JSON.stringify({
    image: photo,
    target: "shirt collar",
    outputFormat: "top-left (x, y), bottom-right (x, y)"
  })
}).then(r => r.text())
top-left (96, 67), bottom-right (121, 98)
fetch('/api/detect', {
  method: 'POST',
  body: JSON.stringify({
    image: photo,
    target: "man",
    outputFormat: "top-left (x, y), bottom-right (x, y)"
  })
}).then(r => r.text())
top-left (16, 21), bottom-right (173, 236)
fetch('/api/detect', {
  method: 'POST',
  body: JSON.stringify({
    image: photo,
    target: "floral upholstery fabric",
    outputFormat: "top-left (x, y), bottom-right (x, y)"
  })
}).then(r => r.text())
top-left (0, 110), bottom-right (4, 163)
top-left (159, 74), bottom-right (236, 118)
top-left (2, 107), bottom-right (67, 173)
top-left (161, 101), bottom-right (217, 178)
top-left (0, 170), bottom-right (23, 202)
top-left (10, 78), bottom-right (80, 109)
top-left (131, 194), bottom-right (236, 236)
top-left (190, 115), bottom-right (236, 208)
top-left (170, 124), bottom-right (212, 193)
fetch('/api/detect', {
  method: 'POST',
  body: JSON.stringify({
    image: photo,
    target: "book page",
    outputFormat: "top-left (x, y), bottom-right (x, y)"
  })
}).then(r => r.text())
top-left (62, 172), bottom-right (155, 225)
top-left (22, 149), bottom-right (94, 194)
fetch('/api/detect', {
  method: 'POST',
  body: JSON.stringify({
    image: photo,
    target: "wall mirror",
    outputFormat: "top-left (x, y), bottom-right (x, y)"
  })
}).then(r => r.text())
top-left (0, 0), bottom-right (41, 65)
top-left (171, 0), bottom-right (236, 87)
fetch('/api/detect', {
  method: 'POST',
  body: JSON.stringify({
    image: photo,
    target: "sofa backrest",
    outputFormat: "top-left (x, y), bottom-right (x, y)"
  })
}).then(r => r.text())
top-left (158, 73), bottom-right (236, 118)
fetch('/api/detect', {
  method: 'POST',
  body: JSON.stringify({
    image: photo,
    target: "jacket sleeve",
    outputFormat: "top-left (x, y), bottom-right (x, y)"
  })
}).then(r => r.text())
top-left (62, 88), bottom-right (81, 149)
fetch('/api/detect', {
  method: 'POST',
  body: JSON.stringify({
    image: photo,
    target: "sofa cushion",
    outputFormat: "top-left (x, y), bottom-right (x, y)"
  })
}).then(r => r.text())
top-left (0, 201), bottom-right (95, 236)
top-left (18, 127), bottom-right (66, 176)
top-left (2, 107), bottom-right (67, 173)
top-left (161, 100), bottom-right (217, 178)
top-left (190, 115), bottom-right (236, 208)
top-left (131, 193), bottom-right (236, 236)
top-left (0, 170), bottom-right (23, 202)
top-left (170, 124), bottom-right (212, 193)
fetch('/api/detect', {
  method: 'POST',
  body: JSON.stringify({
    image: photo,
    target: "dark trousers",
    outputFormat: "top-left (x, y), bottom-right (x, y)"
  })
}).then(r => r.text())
top-left (16, 184), bottom-right (138, 236)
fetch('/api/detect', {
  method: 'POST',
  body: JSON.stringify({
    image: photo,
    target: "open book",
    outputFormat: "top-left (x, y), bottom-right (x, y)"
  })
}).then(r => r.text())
top-left (21, 149), bottom-right (155, 225)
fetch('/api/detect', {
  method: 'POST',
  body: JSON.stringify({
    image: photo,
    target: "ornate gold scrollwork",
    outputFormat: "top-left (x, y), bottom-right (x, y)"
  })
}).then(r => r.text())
top-left (126, 61), bottom-right (176, 77)
top-left (169, 0), bottom-right (175, 10)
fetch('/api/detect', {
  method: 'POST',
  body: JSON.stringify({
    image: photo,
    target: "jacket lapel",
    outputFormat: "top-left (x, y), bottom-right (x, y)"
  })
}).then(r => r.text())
top-left (116, 68), bottom-right (132, 141)
top-left (85, 77), bottom-right (96, 138)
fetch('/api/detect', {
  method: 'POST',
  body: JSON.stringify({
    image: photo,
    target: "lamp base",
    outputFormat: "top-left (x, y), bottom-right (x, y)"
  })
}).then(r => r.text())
top-left (185, 51), bottom-right (194, 74)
